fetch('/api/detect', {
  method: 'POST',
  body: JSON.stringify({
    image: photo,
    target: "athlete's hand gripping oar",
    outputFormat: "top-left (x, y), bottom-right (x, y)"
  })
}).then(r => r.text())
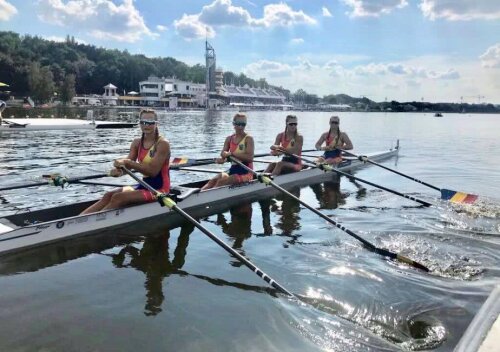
top-left (228, 156), bottom-right (429, 272)
top-left (276, 148), bottom-right (433, 207)
top-left (119, 166), bottom-right (294, 297)
top-left (0, 172), bottom-right (111, 192)
top-left (342, 149), bottom-right (478, 204)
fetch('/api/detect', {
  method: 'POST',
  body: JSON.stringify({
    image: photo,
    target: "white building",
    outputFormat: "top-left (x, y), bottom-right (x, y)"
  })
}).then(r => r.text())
top-left (101, 83), bottom-right (118, 106)
top-left (71, 83), bottom-right (119, 106)
top-left (139, 76), bottom-right (206, 107)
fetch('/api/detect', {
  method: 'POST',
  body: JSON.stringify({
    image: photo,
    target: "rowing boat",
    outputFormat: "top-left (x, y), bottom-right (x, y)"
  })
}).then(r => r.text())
top-left (0, 146), bottom-right (398, 256)
top-left (0, 118), bottom-right (136, 131)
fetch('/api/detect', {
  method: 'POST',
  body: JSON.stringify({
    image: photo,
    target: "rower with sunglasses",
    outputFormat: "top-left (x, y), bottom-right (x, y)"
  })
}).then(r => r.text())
top-left (264, 114), bottom-right (304, 175)
top-left (81, 109), bottom-right (170, 214)
top-left (201, 113), bottom-right (254, 190)
top-left (315, 115), bottom-right (353, 165)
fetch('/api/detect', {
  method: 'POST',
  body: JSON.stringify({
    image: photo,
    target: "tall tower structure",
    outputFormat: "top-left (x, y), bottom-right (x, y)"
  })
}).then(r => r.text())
top-left (205, 40), bottom-right (216, 107)
top-left (215, 68), bottom-right (224, 94)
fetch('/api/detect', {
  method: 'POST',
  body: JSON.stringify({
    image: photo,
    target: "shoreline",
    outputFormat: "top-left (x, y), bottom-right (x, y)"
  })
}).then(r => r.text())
top-left (3, 105), bottom-right (500, 117)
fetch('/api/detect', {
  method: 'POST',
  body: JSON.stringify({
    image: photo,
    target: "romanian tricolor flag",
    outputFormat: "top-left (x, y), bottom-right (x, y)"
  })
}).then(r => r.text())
top-left (441, 189), bottom-right (478, 204)
top-left (171, 157), bottom-right (190, 166)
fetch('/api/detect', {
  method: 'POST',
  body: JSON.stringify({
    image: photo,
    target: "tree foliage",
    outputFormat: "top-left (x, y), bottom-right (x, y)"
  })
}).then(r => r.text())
top-left (60, 74), bottom-right (76, 104)
top-left (28, 62), bottom-right (55, 104)
top-left (0, 31), bottom-right (279, 101)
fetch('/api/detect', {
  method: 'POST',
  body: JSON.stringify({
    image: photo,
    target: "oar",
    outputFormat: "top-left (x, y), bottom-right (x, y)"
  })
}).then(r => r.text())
top-left (228, 156), bottom-right (429, 272)
top-left (276, 149), bottom-right (432, 207)
top-left (2, 119), bottom-right (29, 128)
top-left (342, 150), bottom-right (478, 204)
top-left (0, 172), bottom-right (111, 192)
top-left (119, 166), bottom-right (294, 297)
top-left (175, 167), bottom-right (223, 174)
top-left (170, 149), bottom-right (317, 169)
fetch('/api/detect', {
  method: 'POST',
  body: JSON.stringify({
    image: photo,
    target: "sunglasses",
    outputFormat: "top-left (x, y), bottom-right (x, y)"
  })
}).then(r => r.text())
top-left (233, 121), bottom-right (246, 127)
top-left (140, 120), bottom-right (156, 126)
top-left (287, 123), bottom-right (298, 126)
top-left (330, 121), bottom-right (339, 125)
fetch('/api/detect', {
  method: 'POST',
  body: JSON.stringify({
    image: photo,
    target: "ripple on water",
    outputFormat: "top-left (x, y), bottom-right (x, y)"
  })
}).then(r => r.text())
top-left (378, 232), bottom-right (486, 280)
top-left (286, 288), bottom-right (447, 351)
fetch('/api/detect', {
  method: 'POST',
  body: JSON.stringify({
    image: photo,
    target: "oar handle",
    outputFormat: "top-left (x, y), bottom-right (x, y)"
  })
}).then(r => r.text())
top-left (120, 166), bottom-right (294, 297)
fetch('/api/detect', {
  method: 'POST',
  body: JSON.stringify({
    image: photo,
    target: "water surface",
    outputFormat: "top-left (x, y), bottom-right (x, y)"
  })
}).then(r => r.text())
top-left (0, 110), bottom-right (499, 351)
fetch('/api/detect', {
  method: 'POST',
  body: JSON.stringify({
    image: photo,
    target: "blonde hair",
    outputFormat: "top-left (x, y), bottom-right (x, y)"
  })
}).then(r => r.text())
top-left (139, 108), bottom-right (158, 120)
top-left (233, 113), bottom-right (247, 121)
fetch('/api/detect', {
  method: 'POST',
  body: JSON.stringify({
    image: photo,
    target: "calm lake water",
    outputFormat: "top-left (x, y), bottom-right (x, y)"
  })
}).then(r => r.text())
top-left (0, 110), bottom-right (499, 351)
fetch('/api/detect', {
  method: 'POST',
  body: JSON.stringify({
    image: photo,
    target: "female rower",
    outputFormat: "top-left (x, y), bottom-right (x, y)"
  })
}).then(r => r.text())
top-left (265, 114), bottom-right (303, 175)
top-left (201, 113), bottom-right (254, 190)
top-left (81, 109), bottom-right (170, 214)
top-left (315, 115), bottom-right (353, 165)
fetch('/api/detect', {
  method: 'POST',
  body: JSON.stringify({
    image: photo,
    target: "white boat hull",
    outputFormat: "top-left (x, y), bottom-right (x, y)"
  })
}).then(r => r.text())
top-left (0, 148), bottom-right (398, 255)
top-left (0, 118), bottom-right (136, 131)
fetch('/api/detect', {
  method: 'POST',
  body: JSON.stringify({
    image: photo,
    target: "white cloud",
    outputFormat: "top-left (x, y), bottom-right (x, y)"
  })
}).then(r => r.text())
top-left (480, 43), bottom-right (500, 68)
top-left (0, 0), bottom-right (17, 21)
top-left (252, 3), bottom-right (317, 27)
top-left (199, 0), bottom-right (252, 26)
top-left (429, 68), bottom-right (460, 79)
top-left (37, 0), bottom-right (155, 42)
top-left (420, 0), bottom-right (500, 21)
top-left (352, 62), bottom-right (460, 79)
top-left (156, 24), bottom-right (168, 32)
top-left (322, 7), bottom-right (333, 17)
top-left (174, 14), bottom-right (216, 40)
top-left (290, 38), bottom-right (304, 45)
top-left (297, 57), bottom-right (317, 71)
top-left (243, 60), bottom-right (292, 77)
top-left (241, 56), bottom-right (483, 103)
top-left (342, 0), bottom-right (408, 18)
top-left (173, 0), bottom-right (316, 40)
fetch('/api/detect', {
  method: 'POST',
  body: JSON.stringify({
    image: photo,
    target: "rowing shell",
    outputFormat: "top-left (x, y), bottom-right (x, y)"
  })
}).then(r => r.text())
top-left (0, 147), bottom-right (398, 256)
top-left (0, 118), bottom-right (136, 130)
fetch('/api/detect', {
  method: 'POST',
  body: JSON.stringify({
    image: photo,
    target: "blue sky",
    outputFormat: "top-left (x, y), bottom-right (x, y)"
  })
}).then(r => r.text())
top-left (1, 0), bottom-right (499, 103)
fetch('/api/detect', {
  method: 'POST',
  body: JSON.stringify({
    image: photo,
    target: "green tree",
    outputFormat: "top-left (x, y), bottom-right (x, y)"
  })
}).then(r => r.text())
top-left (28, 62), bottom-right (55, 103)
top-left (60, 73), bottom-right (76, 104)
top-left (293, 89), bottom-right (307, 104)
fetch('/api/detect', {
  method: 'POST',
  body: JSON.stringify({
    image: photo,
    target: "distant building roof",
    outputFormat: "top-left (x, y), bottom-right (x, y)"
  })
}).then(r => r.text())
top-left (104, 83), bottom-right (117, 89)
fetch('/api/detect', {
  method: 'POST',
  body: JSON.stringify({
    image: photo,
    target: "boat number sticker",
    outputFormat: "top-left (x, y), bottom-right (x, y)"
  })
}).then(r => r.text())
top-left (56, 221), bottom-right (65, 229)
top-left (76, 217), bottom-right (88, 224)
top-left (96, 213), bottom-right (107, 221)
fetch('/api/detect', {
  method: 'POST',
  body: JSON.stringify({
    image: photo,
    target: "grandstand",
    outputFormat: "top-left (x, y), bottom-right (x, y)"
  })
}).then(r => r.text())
top-left (219, 84), bottom-right (286, 106)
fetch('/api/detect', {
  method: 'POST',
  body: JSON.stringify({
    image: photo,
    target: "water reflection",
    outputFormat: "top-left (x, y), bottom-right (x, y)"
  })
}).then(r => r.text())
top-left (257, 188), bottom-right (302, 246)
top-left (109, 223), bottom-right (194, 316)
top-left (310, 181), bottom-right (344, 210)
top-left (216, 203), bottom-right (253, 251)
top-left (274, 188), bottom-right (302, 245)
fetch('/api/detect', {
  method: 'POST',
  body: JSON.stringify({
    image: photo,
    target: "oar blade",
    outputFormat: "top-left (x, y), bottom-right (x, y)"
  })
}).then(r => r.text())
top-left (171, 157), bottom-right (191, 166)
top-left (170, 157), bottom-right (217, 169)
top-left (441, 189), bottom-right (478, 204)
